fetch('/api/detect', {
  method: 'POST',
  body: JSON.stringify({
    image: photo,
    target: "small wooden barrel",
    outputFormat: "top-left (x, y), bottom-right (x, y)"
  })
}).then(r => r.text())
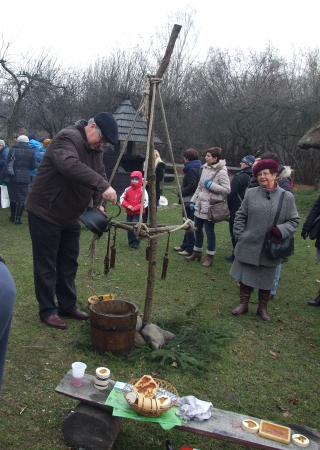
top-left (90, 300), bottom-right (138, 356)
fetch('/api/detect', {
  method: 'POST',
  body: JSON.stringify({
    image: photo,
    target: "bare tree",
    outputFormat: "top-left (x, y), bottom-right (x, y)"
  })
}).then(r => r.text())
top-left (0, 40), bottom-right (62, 139)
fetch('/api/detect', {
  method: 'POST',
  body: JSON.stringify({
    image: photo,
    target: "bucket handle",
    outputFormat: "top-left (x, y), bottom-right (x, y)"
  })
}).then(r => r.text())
top-left (105, 202), bottom-right (121, 232)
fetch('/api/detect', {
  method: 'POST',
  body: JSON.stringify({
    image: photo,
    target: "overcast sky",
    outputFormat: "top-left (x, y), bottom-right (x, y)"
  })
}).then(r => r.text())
top-left (1, 0), bottom-right (319, 68)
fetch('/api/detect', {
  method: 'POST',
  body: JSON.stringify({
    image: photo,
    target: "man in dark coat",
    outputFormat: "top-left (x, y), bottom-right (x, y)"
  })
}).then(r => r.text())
top-left (225, 155), bottom-right (255, 262)
top-left (301, 195), bottom-right (320, 306)
top-left (25, 112), bottom-right (118, 329)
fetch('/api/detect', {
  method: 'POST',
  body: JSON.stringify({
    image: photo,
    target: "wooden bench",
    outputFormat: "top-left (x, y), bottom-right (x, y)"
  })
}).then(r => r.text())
top-left (56, 371), bottom-right (320, 450)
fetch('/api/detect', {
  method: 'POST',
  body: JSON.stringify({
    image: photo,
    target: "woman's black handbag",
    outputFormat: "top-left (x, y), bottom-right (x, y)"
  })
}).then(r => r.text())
top-left (3, 151), bottom-right (15, 183)
top-left (264, 191), bottom-right (294, 259)
top-left (309, 215), bottom-right (320, 240)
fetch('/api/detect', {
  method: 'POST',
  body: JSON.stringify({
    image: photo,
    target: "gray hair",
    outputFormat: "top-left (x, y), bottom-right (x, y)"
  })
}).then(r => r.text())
top-left (88, 118), bottom-right (103, 137)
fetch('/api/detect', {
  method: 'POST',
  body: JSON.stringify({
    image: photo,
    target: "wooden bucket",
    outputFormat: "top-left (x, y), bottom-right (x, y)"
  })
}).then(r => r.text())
top-left (90, 300), bottom-right (138, 356)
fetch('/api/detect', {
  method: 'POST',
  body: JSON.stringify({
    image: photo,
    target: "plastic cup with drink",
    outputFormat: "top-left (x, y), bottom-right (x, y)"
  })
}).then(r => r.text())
top-left (71, 362), bottom-right (87, 387)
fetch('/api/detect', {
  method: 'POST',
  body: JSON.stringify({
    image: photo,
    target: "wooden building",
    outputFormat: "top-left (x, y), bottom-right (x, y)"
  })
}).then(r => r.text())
top-left (103, 99), bottom-right (162, 197)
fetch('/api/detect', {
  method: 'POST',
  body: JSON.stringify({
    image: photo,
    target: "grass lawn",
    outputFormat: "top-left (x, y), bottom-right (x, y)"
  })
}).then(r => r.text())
top-left (0, 187), bottom-right (320, 449)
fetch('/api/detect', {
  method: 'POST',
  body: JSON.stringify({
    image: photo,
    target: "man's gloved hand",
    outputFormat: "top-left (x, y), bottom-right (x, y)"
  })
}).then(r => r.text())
top-left (189, 203), bottom-right (195, 212)
top-left (301, 228), bottom-right (309, 240)
top-left (270, 226), bottom-right (282, 244)
top-left (203, 179), bottom-right (212, 189)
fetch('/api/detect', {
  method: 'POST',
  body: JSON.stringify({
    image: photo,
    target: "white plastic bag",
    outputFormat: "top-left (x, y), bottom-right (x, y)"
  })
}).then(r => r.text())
top-left (1, 184), bottom-right (10, 208)
top-left (159, 195), bottom-right (168, 206)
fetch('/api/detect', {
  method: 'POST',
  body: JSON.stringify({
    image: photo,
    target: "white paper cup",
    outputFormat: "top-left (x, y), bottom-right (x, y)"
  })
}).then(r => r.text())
top-left (71, 362), bottom-right (87, 387)
top-left (95, 367), bottom-right (110, 379)
top-left (94, 367), bottom-right (111, 390)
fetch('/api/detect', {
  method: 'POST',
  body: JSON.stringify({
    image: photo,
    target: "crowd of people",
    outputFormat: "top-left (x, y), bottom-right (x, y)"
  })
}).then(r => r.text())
top-left (0, 115), bottom-right (319, 389)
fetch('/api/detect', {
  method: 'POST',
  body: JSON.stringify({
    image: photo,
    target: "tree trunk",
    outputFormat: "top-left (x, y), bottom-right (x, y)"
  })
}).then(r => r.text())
top-left (142, 24), bottom-right (182, 327)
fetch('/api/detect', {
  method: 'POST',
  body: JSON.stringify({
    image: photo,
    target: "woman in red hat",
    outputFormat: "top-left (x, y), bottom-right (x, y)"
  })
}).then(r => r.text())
top-left (230, 159), bottom-right (300, 321)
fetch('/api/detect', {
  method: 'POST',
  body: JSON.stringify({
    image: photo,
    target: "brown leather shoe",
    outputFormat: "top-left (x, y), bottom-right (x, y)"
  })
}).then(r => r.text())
top-left (41, 315), bottom-right (67, 329)
top-left (60, 308), bottom-right (89, 320)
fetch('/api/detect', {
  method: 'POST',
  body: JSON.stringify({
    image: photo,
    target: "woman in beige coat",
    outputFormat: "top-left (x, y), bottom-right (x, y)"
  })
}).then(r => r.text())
top-left (188, 147), bottom-right (231, 266)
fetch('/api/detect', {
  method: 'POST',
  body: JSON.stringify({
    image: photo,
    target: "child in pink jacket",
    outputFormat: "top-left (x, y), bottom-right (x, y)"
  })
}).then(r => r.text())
top-left (120, 171), bottom-right (148, 248)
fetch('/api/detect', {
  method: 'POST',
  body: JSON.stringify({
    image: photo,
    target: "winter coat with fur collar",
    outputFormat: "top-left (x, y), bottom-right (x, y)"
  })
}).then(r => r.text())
top-left (190, 159), bottom-right (231, 220)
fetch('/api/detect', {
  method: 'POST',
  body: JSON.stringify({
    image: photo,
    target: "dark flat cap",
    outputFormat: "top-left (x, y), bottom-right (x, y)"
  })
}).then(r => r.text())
top-left (94, 112), bottom-right (119, 145)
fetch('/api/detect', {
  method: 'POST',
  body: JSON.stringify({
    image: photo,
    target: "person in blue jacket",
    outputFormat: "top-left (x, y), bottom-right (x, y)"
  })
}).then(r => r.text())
top-left (0, 255), bottom-right (16, 388)
top-left (29, 139), bottom-right (43, 182)
top-left (34, 139), bottom-right (51, 177)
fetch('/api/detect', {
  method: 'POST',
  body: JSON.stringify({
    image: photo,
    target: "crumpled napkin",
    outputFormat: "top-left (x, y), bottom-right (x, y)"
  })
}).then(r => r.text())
top-left (176, 395), bottom-right (213, 421)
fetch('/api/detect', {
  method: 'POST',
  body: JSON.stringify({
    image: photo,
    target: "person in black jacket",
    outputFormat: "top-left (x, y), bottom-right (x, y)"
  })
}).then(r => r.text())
top-left (3, 135), bottom-right (36, 225)
top-left (301, 196), bottom-right (320, 305)
top-left (174, 149), bottom-right (202, 256)
top-left (225, 155), bottom-right (255, 262)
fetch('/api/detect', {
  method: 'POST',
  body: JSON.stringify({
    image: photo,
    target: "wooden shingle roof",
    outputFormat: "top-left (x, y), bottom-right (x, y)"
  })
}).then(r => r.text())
top-left (298, 121), bottom-right (320, 150)
top-left (113, 99), bottom-right (162, 143)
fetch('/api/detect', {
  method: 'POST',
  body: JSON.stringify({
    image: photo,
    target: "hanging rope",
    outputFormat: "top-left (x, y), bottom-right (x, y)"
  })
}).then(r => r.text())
top-left (161, 232), bottom-right (171, 280)
top-left (157, 83), bottom-right (188, 220)
top-left (133, 74), bottom-right (194, 240)
top-left (87, 234), bottom-right (100, 276)
top-left (136, 75), bottom-right (161, 238)
top-left (104, 229), bottom-right (111, 275)
top-left (110, 227), bottom-right (117, 269)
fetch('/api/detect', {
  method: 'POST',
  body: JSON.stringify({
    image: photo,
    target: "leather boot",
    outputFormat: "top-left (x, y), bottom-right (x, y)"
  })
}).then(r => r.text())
top-left (9, 201), bottom-right (16, 222)
top-left (257, 289), bottom-right (271, 321)
top-left (185, 250), bottom-right (202, 262)
top-left (232, 282), bottom-right (252, 315)
top-left (224, 253), bottom-right (235, 262)
top-left (202, 254), bottom-right (214, 267)
top-left (15, 203), bottom-right (24, 225)
top-left (308, 290), bottom-right (320, 306)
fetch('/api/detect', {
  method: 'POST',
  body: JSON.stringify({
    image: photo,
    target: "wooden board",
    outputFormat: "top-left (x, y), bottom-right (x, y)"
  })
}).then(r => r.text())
top-left (55, 370), bottom-right (115, 412)
top-left (56, 371), bottom-right (320, 450)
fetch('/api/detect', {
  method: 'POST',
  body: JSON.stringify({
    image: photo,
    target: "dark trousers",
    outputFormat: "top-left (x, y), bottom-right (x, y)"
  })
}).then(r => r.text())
top-left (194, 216), bottom-right (216, 252)
top-left (180, 207), bottom-right (195, 253)
top-left (229, 221), bottom-right (237, 250)
top-left (28, 212), bottom-right (81, 319)
top-left (127, 214), bottom-right (140, 247)
top-left (0, 262), bottom-right (16, 388)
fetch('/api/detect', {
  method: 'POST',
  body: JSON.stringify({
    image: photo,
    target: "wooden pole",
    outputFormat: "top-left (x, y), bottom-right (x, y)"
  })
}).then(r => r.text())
top-left (142, 24), bottom-right (182, 327)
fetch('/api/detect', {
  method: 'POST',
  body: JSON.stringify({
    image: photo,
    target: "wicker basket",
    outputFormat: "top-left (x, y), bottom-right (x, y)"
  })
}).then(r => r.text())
top-left (123, 378), bottom-right (178, 417)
